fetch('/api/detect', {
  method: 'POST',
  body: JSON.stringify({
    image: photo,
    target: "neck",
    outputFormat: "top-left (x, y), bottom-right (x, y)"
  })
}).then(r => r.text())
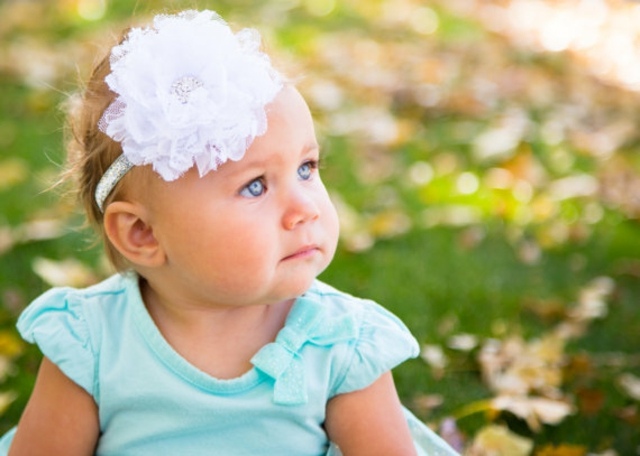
top-left (138, 278), bottom-right (294, 379)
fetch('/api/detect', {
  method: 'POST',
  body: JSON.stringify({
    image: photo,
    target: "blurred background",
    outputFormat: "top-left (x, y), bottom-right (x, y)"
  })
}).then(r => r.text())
top-left (1, 0), bottom-right (640, 454)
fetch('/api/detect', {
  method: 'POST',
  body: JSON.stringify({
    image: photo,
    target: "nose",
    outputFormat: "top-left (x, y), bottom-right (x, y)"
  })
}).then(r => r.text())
top-left (282, 187), bottom-right (320, 230)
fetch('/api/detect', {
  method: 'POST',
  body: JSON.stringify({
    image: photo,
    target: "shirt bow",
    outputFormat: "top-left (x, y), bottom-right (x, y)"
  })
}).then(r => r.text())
top-left (251, 296), bottom-right (357, 405)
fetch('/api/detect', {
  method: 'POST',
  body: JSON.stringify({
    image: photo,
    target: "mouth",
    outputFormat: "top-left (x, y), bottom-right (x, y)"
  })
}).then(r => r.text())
top-left (282, 245), bottom-right (320, 261)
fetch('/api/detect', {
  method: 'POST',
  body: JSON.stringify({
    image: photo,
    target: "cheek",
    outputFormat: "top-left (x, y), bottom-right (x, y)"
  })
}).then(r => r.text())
top-left (206, 219), bottom-right (275, 265)
top-left (329, 209), bottom-right (341, 251)
top-left (321, 193), bottom-right (340, 236)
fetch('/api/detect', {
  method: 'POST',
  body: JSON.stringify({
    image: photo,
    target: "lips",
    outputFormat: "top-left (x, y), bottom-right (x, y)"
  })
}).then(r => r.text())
top-left (282, 245), bottom-right (320, 261)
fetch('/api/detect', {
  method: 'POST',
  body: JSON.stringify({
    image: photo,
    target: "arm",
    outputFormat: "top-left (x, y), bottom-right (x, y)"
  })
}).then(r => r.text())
top-left (9, 357), bottom-right (99, 456)
top-left (325, 371), bottom-right (417, 456)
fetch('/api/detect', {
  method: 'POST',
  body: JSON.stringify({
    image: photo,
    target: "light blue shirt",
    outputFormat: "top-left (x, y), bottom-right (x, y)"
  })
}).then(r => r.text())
top-left (0, 273), bottom-right (459, 455)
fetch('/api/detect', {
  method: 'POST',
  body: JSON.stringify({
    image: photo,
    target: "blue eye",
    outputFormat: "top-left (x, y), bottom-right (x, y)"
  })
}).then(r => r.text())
top-left (298, 161), bottom-right (317, 180)
top-left (240, 178), bottom-right (266, 198)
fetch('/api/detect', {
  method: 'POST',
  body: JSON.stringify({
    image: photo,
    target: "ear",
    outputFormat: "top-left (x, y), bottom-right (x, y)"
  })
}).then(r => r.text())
top-left (103, 201), bottom-right (166, 268)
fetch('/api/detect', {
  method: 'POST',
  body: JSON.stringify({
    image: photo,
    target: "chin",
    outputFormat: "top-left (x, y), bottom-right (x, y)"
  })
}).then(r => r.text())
top-left (282, 275), bottom-right (318, 300)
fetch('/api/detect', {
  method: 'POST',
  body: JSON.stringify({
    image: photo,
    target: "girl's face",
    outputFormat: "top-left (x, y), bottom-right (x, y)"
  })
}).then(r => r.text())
top-left (144, 86), bottom-right (340, 309)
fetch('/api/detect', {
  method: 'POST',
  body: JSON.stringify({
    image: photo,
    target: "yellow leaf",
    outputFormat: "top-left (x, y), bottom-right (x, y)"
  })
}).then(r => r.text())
top-left (368, 210), bottom-right (412, 238)
top-left (0, 331), bottom-right (24, 358)
top-left (0, 356), bottom-right (15, 383)
top-left (467, 424), bottom-right (533, 456)
top-left (0, 392), bottom-right (16, 416)
top-left (535, 444), bottom-right (587, 456)
top-left (0, 158), bottom-right (28, 191)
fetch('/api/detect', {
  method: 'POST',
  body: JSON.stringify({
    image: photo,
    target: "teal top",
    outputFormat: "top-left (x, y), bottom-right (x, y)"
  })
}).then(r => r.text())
top-left (0, 273), bottom-right (459, 455)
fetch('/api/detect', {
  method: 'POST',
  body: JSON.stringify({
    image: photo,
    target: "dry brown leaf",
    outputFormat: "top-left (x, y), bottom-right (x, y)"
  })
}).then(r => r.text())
top-left (614, 405), bottom-right (638, 426)
top-left (576, 387), bottom-right (605, 416)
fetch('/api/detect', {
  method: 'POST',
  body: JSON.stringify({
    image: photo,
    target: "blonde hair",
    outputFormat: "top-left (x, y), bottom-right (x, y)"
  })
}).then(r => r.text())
top-left (65, 40), bottom-right (130, 271)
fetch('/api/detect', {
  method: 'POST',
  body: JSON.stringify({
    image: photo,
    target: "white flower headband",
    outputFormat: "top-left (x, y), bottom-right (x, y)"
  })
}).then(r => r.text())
top-left (94, 10), bottom-right (283, 212)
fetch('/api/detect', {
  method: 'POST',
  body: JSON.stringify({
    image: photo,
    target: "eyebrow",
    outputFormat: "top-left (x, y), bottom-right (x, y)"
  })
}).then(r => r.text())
top-left (217, 142), bottom-right (319, 187)
top-left (239, 142), bottom-right (320, 169)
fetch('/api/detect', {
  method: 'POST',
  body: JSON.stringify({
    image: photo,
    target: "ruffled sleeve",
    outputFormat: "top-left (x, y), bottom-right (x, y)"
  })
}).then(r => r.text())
top-left (331, 300), bottom-right (420, 397)
top-left (17, 287), bottom-right (96, 397)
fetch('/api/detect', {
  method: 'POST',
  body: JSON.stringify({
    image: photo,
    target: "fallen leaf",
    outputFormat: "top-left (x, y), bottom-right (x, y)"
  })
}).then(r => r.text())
top-left (0, 158), bottom-right (28, 191)
top-left (467, 424), bottom-right (533, 456)
top-left (447, 333), bottom-right (479, 352)
top-left (0, 356), bottom-right (15, 383)
top-left (0, 219), bottom-right (66, 256)
top-left (17, 219), bottom-right (66, 243)
top-left (478, 334), bottom-right (565, 397)
top-left (367, 209), bottom-right (412, 238)
top-left (0, 331), bottom-right (24, 358)
top-left (0, 226), bottom-right (13, 255)
top-left (576, 387), bottom-right (605, 416)
top-left (568, 276), bottom-right (615, 322)
top-left (491, 395), bottom-right (574, 432)
top-left (421, 344), bottom-right (448, 378)
top-left (32, 257), bottom-right (96, 288)
top-left (614, 405), bottom-right (638, 426)
top-left (523, 297), bottom-right (566, 322)
top-left (535, 443), bottom-right (587, 456)
top-left (618, 373), bottom-right (640, 401)
top-left (0, 392), bottom-right (16, 416)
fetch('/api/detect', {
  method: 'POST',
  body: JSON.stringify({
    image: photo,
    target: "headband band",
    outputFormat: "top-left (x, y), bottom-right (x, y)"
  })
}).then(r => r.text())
top-left (94, 10), bottom-right (283, 212)
top-left (95, 155), bottom-right (133, 212)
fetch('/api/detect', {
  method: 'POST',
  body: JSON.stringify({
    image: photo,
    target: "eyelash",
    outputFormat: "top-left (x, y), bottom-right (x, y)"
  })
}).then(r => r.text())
top-left (239, 159), bottom-right (320, 198)
top-left (298, 159), bottom-right (319, 179)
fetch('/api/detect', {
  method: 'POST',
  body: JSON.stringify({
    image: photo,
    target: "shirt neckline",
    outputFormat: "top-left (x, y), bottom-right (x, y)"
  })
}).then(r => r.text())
top-left (125, 274), bottom-right (320, 395)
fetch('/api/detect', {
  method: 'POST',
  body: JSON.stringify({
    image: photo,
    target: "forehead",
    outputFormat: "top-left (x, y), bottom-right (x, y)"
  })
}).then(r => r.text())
top-left (263, 85), bottom-right (314, 132)
top-left (231, 86), bottom-right (318, 163)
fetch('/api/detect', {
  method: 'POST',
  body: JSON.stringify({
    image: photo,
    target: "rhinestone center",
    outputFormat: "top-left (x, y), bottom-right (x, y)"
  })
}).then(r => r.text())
top-left (171, 76), bottom-right (204, 104)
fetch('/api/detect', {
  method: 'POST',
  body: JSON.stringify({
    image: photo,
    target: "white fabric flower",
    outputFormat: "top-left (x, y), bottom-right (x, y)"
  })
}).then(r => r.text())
top-left (98, 10), bottom-right (283, 181)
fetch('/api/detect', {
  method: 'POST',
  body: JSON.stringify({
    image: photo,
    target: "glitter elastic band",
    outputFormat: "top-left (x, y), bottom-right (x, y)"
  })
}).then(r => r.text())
top-left (95, 154), bottom-right (134, 212)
